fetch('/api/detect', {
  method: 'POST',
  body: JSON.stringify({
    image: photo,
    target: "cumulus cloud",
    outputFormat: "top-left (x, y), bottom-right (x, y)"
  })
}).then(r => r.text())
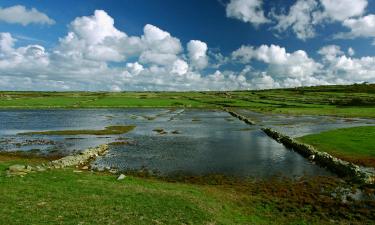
top-left (224, 0), bottom-right (371, 41)
top-left (226, 0), bottom-right (270, 26)
top-left (336, 14), bottom-right (375, 43)
top-left (318, 45), bottom-right (344, 61)
top-left (272, 0), bottom-right (369, 40)
top-left (0, 5), bottom-right (55, 25)
top-left (320, 0), bottom-right (367, 21)
top-left (0, 10), bottom-right (252, 91)
top-left (1, 9), bottom-right (375, 91)
top-left (273, 0), bottom-right (319, 40)
top-left (0, 33), bottom-right (49, 72)
top-left (317, 45), bottom-right (375, 83)
top-left (187, 40), bottom-right (208, 70)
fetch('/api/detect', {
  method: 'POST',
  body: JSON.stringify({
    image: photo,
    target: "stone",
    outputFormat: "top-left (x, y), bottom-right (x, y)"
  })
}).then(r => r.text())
top-left (117, 174), bottom-right (126, 180)
top-left (35, 166), bottom-right (46, 172)
top-left (9, 164), bottom-right (27, 173)
top-left (81, 166), bottom-right (89, 170)
top-left (109, 169), bottom-right (118, 174)
top-left (308, 155), bottom-right (315, 160)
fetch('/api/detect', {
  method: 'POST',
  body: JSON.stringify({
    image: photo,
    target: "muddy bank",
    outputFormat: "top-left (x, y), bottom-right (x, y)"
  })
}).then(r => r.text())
top-left (262, 128), bottom-right (375, 185)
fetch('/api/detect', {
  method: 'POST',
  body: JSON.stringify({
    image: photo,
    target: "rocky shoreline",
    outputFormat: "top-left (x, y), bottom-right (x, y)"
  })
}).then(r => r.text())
top-left (6, 144), bottom-right (109, 176)
top-left (262, 128), bottom-right (375, 185)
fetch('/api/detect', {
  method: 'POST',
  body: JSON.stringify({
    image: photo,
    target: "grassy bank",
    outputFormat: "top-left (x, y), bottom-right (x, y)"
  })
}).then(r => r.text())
top-left (0, 156), bottom-right (374, 225)
top-left (1, 84), bottom-right (375, 118)
top-left (298, 126), bottom-right (375, 168)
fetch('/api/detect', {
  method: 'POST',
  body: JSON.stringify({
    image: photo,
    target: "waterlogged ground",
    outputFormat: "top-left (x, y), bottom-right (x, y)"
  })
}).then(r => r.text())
top-left (235, 109), bottom-right (375, 137)
top-left (1, 108), bottom-right (367, 178)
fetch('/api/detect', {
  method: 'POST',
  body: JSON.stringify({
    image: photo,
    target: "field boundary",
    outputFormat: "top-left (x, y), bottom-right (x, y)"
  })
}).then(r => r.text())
top-left (262, 128), bottom-right (375, 184)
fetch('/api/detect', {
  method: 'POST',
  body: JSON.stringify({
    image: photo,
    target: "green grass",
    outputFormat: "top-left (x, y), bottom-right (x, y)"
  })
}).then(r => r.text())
top-left (1, 84), bottom-right (375, 118)
top-left (298, 126), bottom-right (375, 167)
top-left (19, 125), bottom-right (136, 136)
top-left (0, 156), bottom-right (374, 225)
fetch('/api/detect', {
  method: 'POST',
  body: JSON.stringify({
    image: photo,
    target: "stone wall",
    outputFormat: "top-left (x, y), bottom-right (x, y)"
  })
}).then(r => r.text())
top-left (262, 128), bottom-right (374, 185)
top-left (224, 108), bottom-right (256, 125)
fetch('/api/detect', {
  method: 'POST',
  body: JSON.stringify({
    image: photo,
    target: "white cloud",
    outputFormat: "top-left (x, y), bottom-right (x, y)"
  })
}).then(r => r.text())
top-left (0, 33), bottom-right (49, 72)
top-left (337, 14), bottom-right (375, 43)
top-left (273, 0), bottom-right (319, 40)
top-left (232, 44), bottom-right (327, 87)
top-left (1, 9), bottom-right (375, 91)
top-left (232, 44), bottom-right (320, 79)
top-left (348, 47), bottom-right (355, 56)
top-left (187, 40), bottom-right (208, 69)
top-left (126, 62), bottom-right (144, 76)
top-left (272, 0), bottom-right (369, 40)
top-left (318, 45), bottom-right (344, 61)
top-left (320, 0), bottom-right (367, 21)
top-left (226, 0), bottom-right (270, 26)
top-left (171, 59), bottom-right (189, 76)
top-left (0, 5), bottom-right (55, 25)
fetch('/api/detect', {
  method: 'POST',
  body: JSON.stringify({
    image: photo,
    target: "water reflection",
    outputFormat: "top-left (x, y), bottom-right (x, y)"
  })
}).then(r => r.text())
top-left (0, 109), bottom-right (334, 178)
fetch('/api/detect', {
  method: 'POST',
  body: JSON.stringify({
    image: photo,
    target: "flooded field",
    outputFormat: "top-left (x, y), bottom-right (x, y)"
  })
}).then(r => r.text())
top-left (235, 109), bottom-right (375, 137)
top-left (0, 109), bottom-right (362, 178)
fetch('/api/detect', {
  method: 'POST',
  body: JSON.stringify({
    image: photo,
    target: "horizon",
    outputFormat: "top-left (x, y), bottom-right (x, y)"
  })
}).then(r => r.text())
top-left (1, 0), bottom-right (375, 91)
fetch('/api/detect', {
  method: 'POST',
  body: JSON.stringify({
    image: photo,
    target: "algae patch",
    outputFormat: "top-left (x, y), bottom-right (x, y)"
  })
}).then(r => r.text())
top-left (19, 125), bottom-right (136, 136)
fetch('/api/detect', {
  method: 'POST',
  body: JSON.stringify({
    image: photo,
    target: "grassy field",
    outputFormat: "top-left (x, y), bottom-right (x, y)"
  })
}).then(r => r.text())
top-left (0, 155), bottom-right (374, 225)
top-left (1, 84), bottom-right (375, 224)
top-left (1, 83), bottom-right (375, 118)
top-left (298, 126), bottom-right (375, 168)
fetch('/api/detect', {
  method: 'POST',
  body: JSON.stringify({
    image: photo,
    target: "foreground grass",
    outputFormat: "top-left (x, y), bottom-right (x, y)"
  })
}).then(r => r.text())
top-left (298, 126), bottom-right (375, 167)
top-left (1, 84), bottom-right (375, 118)
top-left (0, 157), bottom-right (374, 224)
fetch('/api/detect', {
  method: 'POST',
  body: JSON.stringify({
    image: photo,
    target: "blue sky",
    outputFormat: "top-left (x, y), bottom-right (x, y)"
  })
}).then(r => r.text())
top-left (0, 0), bottom-right (375, 91)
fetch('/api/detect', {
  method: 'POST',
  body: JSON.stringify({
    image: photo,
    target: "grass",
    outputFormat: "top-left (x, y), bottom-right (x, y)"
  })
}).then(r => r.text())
top-left (18, 125), bottom-right (136, 136)
top-left (298, 126), bottom-right (375, 167)
top-left (0, 156), bottom-right (374, 225)
top-left (1, 83), bottom-right (375, 118)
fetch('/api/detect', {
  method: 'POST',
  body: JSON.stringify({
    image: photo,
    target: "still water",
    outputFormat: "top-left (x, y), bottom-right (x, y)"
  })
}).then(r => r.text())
top-left (0, 109), bottom-right (337, 178)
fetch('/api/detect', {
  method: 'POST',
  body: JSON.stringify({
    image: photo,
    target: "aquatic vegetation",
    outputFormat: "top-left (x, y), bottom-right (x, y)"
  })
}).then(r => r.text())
top-left (19, 125), bottom-right (136, 136)
top-left (153, 128), bottom-right (167, 135)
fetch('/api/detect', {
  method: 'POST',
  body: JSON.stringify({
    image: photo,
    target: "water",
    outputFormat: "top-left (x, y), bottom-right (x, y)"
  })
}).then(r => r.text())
top-left (236, 109), bottom-right (375, 137)
top-left (0, 109), bottom-right (334, 178)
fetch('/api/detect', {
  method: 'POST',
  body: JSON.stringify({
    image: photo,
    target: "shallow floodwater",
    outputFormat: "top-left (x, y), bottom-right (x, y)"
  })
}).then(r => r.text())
top-left (236, 109), bottom-right (375, 137)
top-left (0, 109), bottom-right (334, 178)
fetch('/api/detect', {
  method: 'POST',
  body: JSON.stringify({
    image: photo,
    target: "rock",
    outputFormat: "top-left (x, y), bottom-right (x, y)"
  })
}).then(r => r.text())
top-left (308, 155), bottom-right (315, 160)
top-left (117, 174), bottom-right (126, 180)
top-left (9, 164), bottom-right (27, 173)
top-left (35, 166), bottom-right (46, 172)
top-left (109, 169), bottom-right (118, 174)
top-left (81, 166), bottom-right (89, 170)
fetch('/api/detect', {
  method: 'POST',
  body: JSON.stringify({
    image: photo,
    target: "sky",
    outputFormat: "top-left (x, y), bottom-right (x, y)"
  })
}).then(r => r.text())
top-left (0, 0), bottom-right (375, 91)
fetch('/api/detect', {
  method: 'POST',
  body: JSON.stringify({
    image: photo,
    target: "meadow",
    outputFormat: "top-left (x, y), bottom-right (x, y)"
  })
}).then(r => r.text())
top-left (1, 83), bottom-right (374, 224)
top-left (0, 155), bottom-right (374, 225)
top-left (1, 83), bottom-right (374, 118)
